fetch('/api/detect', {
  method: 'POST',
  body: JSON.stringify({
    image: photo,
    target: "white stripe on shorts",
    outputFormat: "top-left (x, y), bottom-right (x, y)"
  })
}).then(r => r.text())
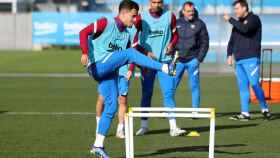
top-left (102, 53), bottom-right (113, 63)
top-left (250, 67), bottom-right (258, 76)
top-left (193, 69), bottom-right (199, 76)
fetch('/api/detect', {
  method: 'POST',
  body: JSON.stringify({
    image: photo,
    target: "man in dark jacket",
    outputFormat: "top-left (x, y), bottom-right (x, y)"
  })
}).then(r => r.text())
top-left (224, 0), bottom-right (272, 121)
top-left (175, 1), bottom-right (209, 109)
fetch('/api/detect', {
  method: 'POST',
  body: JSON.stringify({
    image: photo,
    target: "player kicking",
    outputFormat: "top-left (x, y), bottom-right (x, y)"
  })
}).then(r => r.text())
top-left (93, 16), bottom-right (141, 139)
top-left (135, 0), bottom-right (186, 137)
top-left (79, 1), bottom-right (176, 157)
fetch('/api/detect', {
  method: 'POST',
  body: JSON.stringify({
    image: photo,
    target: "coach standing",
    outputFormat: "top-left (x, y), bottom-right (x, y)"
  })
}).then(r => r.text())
top-left (224, 0), bottom-right (272, 121)
top-left (175, 1), bottom-right (209, 109)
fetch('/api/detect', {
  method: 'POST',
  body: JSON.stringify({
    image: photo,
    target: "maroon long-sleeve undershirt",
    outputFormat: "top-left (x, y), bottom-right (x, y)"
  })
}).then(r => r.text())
top-left (79, 18), bottom-right (108, 55)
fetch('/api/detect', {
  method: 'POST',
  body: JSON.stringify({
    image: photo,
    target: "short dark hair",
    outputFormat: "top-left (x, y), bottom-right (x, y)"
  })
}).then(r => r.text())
top-left (119, 0), bottom-right (139, 13)
top-left (183, 1), bottom-right (195, 8)
top-left (233, 0), bottom-right (249, 11)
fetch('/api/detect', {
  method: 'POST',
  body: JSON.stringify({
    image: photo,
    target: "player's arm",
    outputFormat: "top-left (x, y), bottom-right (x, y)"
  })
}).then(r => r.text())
top-left (131, 15), bottom-right (147, 55)
top-left (127, 15), bottom-right (142, 75)
top-left (131, 15), bottom-right (157, 59)
top-left (79, 18), bottom-right (107, 66)
top-left (227, 29), bottom-right (235, 66)
top-left (166, 13), bottom-right (179, 55)
top-left (126, 15), bottom-right (157, 79)
top-left (124, 40), bottom-right (134, 80)
top-left (197, 21), bottom-right (209, 63)
top-left (228, 16), bottom-right (260, 34)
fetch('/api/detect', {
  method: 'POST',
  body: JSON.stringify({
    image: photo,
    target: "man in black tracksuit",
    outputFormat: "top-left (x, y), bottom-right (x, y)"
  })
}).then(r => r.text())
top-left (224, 0), bottom-right (272, 121)
top-left (175, 1), bottom-right (209, 109)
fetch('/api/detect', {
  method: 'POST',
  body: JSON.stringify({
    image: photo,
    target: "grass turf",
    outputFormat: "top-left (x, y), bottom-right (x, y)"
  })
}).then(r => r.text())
top-left (0, 49), bottom-right (83, 73)
top-left (0, 50), bottom-right (280, 158)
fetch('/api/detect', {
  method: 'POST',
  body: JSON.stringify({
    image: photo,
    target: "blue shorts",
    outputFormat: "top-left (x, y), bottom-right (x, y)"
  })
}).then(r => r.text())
top-left (118, 75), bottom-right (129, 96)
top-left (87, 67), bottom-right (129, 96)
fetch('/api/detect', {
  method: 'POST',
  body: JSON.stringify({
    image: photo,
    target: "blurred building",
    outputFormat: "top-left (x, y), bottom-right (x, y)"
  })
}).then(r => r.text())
top-left (0, 0), bottom-right (17, 13)
top-left (0, 0), bottom-right (280, 64)
top-left (0, 0), bottom-right (279, 14)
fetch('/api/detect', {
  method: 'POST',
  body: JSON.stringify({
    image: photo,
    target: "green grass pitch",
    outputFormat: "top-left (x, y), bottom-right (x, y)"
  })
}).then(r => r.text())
top-left (0, 50), bottom-right (279, 158)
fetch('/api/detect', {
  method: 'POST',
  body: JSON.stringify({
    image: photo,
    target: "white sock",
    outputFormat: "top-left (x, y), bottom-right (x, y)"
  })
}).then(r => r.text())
top-left (94, 134), bottom-right (105, 148)
top-left (168, 118), bottom-right (177, 130)
top-left (96, 117), bottom-right (100, 134)
top-left (141, 119), bottom-right (148, 128)
top-left (261, 109), bottom-right (269, 113)
top-left (241, 112), bottom-right (250, 117)
top-left (117, 123), bottom-right (124, 132)
top-left (161, 64), bottom-right (169, 74)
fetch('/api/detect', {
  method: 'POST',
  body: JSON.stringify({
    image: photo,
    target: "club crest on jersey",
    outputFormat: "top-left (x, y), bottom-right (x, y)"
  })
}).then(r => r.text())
top-left (191, 24), bottom-right (196, 29)
top-left (116, 33), bottom-right (127, 40)
top-left (107, 42), bottom-right (122, 52)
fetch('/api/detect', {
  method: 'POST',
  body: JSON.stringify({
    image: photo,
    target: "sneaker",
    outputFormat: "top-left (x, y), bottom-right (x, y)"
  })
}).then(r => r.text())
top-left (116, 129), bottom-right (125, 139)
top-left (170, 127), bottom-right (186, 137)
top-left (90, 146), bottom-right (110, 158)
top-left (229, 114), bottom-right (251, 121)
top-left (262, 111), bottom-right (272, 120)
top-left (136, 127), bottom-right (148, 136)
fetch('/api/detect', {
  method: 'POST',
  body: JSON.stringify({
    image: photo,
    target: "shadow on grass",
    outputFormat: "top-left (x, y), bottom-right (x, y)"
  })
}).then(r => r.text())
top-left (217, 111), bottom-right (280, 121)
top-left (135, 144), bottom-right (253, 157)
top-left (0, 111), bottom-right (9, 114)
top-left (145, 123), bottom-right (259, 135)
top-left (269, 112), bottom-right (280, 121)
top-left (216, 111), bottom-right (260, 117)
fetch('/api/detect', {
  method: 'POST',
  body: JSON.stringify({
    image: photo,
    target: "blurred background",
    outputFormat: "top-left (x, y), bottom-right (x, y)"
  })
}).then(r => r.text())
top-left (0, 0), bottom-right (279, 74)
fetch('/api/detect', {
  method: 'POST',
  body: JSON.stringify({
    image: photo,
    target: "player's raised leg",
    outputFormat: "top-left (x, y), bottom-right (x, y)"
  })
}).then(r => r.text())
top-left (89, 48), bottom-right (172, 80)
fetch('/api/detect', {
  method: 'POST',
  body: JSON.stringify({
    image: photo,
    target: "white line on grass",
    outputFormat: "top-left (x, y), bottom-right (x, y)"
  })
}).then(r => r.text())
top-left (0, 72), bottom-right (143, 78)
top-left (0, 73), bottom-right (88, 78)
top-left (1, 112), bottom-right (96, 116)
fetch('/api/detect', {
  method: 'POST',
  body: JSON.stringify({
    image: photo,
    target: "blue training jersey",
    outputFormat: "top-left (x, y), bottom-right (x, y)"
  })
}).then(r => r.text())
top-left (88, 17), bottom-right (130, 64)
top-left (140, 10), bottom-right (172, 62)
top-left (118, 25), bottom-right (138, 77)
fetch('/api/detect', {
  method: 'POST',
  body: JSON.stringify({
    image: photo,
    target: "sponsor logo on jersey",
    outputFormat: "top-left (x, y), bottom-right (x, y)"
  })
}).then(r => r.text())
top-left (148, 29), bottom-right (164, 38)
top-left (107, 42), bottom-right (123, 52)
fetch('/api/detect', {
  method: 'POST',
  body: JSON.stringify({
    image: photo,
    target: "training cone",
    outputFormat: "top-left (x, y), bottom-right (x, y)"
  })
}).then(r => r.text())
top-left (186, 131), bottom-right (200, 137)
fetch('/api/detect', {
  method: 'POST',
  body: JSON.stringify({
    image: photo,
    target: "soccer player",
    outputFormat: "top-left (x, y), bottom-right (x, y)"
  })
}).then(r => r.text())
top-left (175, 1), bottom-right (209, 109)
top-left (224, 0), bottom-right (272, 121)
top-left (135, 0), bottom-right (186, 137)
top-left (93, 16), bottom-right (141, 139)
top-left (79, 1), bottom-right (175, 157)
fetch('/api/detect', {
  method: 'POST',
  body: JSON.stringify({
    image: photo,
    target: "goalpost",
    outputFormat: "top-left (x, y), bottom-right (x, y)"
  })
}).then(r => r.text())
top-left (125, 107), bottom-right (216, 158)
